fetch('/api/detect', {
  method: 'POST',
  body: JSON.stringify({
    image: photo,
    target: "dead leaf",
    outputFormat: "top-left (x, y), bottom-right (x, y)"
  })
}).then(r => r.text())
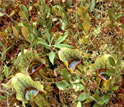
top-left (0, 32), bottom-right (8, 37)
top-left (21, 26), bottom-right (29, 40)
top-left (12, 26), bottom-right (18, 38)
top-left (19, 10), bottom-right (26, 19)
top-left (83, 23), bottom-right (91, 32)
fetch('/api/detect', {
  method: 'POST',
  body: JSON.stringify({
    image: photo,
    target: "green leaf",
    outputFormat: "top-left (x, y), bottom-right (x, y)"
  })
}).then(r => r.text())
top-left (101, 95), bottom-right (109, 104)
top-left (21, 4), bottom-right (29, 21)
top-left (67, 0), bottom-right (72, 8)
top-left (49, 52), bottom-right (55, 64)
top-left (52, 6), bottom-right (56, 16)
top-left (61, 7), bottom-right (67, 19)
top-left (45, 29), bottom-right (51, 43)
top-left (72, 73), bottom-right (80, 83)
top-left (104, 79), bottom-right (111, 90)
top-left (31, 39), bottom-right (36, 48)
top-left (39, 16), bottom-right (45, 27)
top-left (78, 94), bottom-right (87, 101)
top-left (93, 103), bottom-right (101, 107)
top-left (81, 0), bottom-right (85, 6)
top-left (11, 73), bottom-right (45, 103)
top-left (28, 34), bottom-right (34, 41)
top-left (45, 6), bottom-right (51, 18)
top-left (78, 23), bottom-right (84, 30)
top-left (119, 42), bottom-right (123, 51)
top-left (37, 37), bottom-right (50, 49)
top-left (61, 20), bottom-right (67, 30)
top-left (90, 0), bottom-right (95, 12)
top-left (95, 14), bottom-right (101, 19)
top-left (0, 40), bottom-right (6, 61)
top-left (52, 18), bottom-right (57, 22)
top-left (54, 44), bottom-right (73, 48)
top-left (56, 80), bottom-right (70, 90)
top-left (108, 8), bottom-right (113, 19)
top-left (50, 37), bottom-right (54, 44)
top-left (14, 55), bottom-right (22, 66)
top-left (94, 89), bottom-right (100, 100)
top-left (0, 40), bottom-right (5, 49)
top-left (108, 56), bottom-right (116, 66)
top-left (106, 67), bottom-right (115, 77)
top-left (73, 83), bottom-right (84, 91)
top-left (98, 101), bottom-right (105, 105)
top-left (77, 102), bottom-right (82, 107)
top-left (117, 5), bottom-right (121, 10)
top-left (55, 31), bottom-right (68, 45)
top-left (61, 69), bottom-right (72, 82)
top-left (46, 18), bottom-right (52, 31)
top-left (114, 12), bottom-right (122, 20)
top-left (111, 85), bottom-right (119, 91)
top-left (115, 70), bottom-right (121, 83)
top-left (0, 12), bottom-right (4, 17)
top-left (94, 97), bottom-right (104, 105)
top-left (23, 22), bottom-right (32, 33)
top-left (119, 43), bottom-right (123, 51)
top-left (3, 65), bottom-right (9, 78)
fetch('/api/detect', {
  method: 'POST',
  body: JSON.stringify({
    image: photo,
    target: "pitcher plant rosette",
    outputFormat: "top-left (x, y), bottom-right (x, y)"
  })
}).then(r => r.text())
top-left (90, 54), bottom-right (116, 90)
top-left (11, 73), bottom-right (48, 107)
top-left (58, 47), bottom-right (85, 73)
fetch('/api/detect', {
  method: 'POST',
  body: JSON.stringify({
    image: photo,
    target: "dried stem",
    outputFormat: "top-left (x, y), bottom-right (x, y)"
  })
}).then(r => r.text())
top-left (0, 8), bottom-right (18, 24)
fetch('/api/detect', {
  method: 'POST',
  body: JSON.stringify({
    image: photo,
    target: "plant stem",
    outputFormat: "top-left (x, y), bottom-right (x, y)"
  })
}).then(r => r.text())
top-left (0, 8), bottom-right (18, 24)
